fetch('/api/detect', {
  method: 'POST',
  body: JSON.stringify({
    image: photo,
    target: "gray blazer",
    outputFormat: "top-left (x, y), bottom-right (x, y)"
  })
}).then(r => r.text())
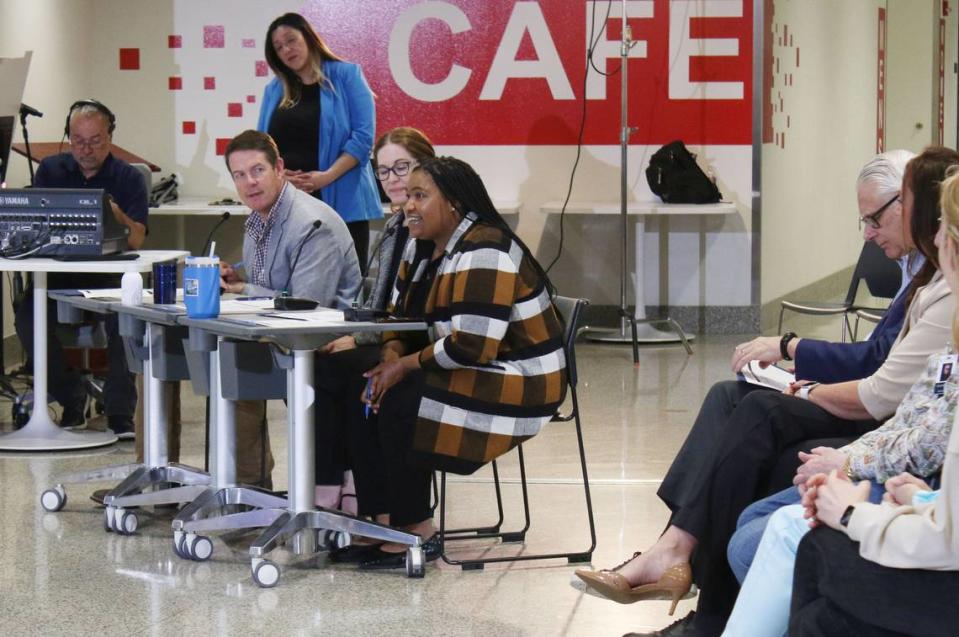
top-left (241, 186), bottom-right (361, 310)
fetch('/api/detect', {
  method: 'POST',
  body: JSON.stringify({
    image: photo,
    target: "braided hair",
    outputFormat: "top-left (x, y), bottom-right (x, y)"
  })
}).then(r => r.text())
top-left (414, 156), bottom-right (556, 298)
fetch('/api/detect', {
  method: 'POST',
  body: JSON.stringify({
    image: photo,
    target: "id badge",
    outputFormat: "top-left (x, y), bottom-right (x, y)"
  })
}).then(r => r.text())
top-left (934, 353), bottom-right (957, 397)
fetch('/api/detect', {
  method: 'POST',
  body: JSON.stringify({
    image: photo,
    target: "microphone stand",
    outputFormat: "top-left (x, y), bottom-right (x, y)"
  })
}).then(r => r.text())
top-left (581, 0), bottom-right (693, 363)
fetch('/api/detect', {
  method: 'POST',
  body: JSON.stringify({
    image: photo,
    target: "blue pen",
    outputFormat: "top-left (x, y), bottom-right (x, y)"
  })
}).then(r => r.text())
top-left (364, 378), bottom-right (373, 419)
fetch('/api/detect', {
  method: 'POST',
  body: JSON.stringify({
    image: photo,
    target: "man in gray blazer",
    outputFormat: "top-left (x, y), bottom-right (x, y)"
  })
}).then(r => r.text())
top-left (217, 130), bottom-right (361, 488)
top-left (220, 130), bottom-right (361, 307)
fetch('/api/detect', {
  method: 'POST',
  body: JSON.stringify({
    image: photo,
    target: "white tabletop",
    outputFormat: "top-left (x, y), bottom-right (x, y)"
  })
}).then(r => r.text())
top-left (0, 249), bottom-right (189, 273)
top-left (152, 197), bottom-right (249, 217)
top-left (539, 200), bottom-right (737, 216)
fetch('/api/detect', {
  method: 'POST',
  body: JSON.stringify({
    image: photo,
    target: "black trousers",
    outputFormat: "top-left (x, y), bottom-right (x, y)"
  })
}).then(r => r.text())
top-left (15, 277), bottom-right (136, 417)
top-left (658, 380), bottom-right (879, 635)
top-left (313, 344), bottom-right (391, 517)
top-left (365, 370), bottom-right (432, 527)
top-left (347, 220), bottom-right (370, 276)
top-left (789, 527), bottom-right (959, 637)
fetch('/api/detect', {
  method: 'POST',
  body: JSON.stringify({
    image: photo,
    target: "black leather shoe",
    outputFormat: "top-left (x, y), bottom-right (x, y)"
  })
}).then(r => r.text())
top-left (108, 415), bottom-right (135, 441)
top-left (329, 543), bottom-right (382, 564)
top-left (60, 406), bottom-right (86, 430)
top-left (358, 533), bottom-right (443, 570)
top-left (624, 611), bottom-right (699, 637)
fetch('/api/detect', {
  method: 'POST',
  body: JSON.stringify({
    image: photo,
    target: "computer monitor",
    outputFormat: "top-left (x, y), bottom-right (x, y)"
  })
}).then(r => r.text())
top-left (0, 115), bottom-right (13, 186)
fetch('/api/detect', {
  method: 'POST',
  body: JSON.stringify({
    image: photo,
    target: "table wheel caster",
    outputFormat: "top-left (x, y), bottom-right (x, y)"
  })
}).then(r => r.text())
top-left (115, 509), bottom-right (139, 535)
top-left (252, 558), bottom-right (280, 588)
top-left (40, 485), bottom-right (67, 512)
top-left (406, 546), bottom-right (425, 578)
top-left (188, 534), bottom-right (213, 561)
top-left (173, 531), bottom-right (189, 559)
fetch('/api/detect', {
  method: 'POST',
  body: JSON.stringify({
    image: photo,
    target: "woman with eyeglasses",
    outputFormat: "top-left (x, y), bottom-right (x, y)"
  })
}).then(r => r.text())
top-left (258, 12), bottom-right (381, 268)
top-left (311, 128), bottom-right (435, 527)
top-left (719, 162), bottom-right (959, 637)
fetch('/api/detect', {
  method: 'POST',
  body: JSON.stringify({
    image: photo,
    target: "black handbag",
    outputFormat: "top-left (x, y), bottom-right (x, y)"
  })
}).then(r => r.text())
top-left (645, 140), bottom-right (722, 204)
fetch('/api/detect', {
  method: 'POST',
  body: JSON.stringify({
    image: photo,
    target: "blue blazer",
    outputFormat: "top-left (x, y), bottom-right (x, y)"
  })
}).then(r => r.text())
top-left (793, 289), bottom-right (909, 383)
top-left (258, 60), bottom-right (382, 224)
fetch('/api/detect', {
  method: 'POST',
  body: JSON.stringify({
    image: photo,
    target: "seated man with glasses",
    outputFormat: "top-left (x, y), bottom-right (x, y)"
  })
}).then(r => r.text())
top-left (14, 99), bottom-right (147, 436)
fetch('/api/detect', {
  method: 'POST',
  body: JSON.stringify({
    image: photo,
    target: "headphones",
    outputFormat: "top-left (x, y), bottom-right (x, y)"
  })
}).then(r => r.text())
top-left (64, 99), bottom-right (116, 137)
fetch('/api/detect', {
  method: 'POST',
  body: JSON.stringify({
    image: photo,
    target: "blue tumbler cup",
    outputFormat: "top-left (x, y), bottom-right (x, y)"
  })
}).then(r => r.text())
top-left (183, 256), bottom-right (220, 318)
top-left (152, 261), bottom-right (177, 305)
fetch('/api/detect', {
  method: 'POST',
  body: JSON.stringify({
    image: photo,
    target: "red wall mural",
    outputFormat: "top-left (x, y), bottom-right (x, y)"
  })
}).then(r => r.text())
top-left (294, 0), bottom-right (753, 146)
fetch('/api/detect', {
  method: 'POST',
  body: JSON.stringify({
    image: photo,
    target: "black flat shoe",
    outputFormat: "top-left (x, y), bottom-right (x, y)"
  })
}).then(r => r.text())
top-left (358, 534), bottom-right (443, 570)
top-left (329, 543), bottom-right (382, 564)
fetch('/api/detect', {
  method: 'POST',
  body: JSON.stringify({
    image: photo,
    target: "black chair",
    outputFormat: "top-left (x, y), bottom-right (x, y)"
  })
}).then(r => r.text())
top-left (778, 241), bottom-right (902, 342)
top-left (436, 295), bottom-right (597, 570)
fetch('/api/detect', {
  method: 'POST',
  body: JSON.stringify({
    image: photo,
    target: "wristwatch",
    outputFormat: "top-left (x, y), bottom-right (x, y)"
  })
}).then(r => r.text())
top-left (839, 504), bottom-right (856, 528)
top-left (780, 332), bottom-right (798, 361)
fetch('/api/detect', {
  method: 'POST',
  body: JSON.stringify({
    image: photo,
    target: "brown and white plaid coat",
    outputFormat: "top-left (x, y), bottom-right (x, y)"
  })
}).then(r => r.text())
top-left (388, 214), bottom-right (568, 474)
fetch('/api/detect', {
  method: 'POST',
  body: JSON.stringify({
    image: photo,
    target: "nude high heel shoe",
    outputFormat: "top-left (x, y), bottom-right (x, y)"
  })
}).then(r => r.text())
top-left (575, 557), bottom-right (693, 616)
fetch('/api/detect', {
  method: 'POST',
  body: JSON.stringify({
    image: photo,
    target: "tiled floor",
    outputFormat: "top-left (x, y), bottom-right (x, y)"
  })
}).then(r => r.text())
top-left (0, 324), bottom-right (838, 637)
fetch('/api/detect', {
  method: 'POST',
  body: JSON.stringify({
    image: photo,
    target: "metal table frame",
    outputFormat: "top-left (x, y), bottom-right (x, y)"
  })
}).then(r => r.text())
top-left (176, 312), bottom-right (429, 585)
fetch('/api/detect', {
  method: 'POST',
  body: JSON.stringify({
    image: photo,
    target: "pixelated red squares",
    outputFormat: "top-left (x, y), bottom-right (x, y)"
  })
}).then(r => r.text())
top-left (168, 35), bottom-right (182, 48)
top-left (246, 95), bottom-right (256, 104)
top-left (215, 138), bottom-right (231, 156)
top-left (168, 77), bottom-right (182, 90)
top-left (182, 121), bottom-right (196, 135)
top-left (204, 77), bottom-right (216, 90)
top-left (119, 48), bottom-right (140, 70)
top-left (204, 25), bottom-right (225, 48)
top-left (255, 61), bottom-right (268, 77)
top-left (242, 39), bottom-right (256, 48)
top-left (228, 103), bottom-right (242, 117)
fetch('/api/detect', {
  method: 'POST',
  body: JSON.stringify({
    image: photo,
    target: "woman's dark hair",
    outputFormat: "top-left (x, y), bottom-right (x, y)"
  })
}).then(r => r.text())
top-left (902, 146), bottom-right (959, 305)
top-left (414, 156), bottom-right (556, 297)
top-left (265, 12), bottom-right (343, 108)
top-left (373, 127), bottom-right (436, 166)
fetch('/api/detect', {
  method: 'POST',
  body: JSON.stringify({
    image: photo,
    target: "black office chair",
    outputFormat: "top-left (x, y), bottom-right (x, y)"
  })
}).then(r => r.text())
top-left (778, 241), bottom-right (902, 342)
top-left (436, 295), bottom-right (597, 570)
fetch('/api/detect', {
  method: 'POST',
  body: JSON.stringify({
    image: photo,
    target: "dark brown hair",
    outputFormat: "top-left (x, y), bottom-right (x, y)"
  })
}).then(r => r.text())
top-left (224, 130), bottom-right (280, 171)
top-left (902, 146), bottom-right (959, 305)
top-left (373, 127), bottom-right (436, 166)
top-left (264, 12), bottom-right (343, 108)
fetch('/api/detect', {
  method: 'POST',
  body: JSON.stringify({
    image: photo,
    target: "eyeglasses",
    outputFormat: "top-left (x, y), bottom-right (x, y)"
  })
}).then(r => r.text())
top-left (375, 160), bottom-right (414, 181)
top-left (859, 194), bottom-right (900, 230)
top-left (70, 136), bottom-right (106, 151)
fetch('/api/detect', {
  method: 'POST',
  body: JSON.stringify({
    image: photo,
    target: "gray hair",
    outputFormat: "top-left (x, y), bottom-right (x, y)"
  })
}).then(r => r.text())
top-left (856, 149), bottom-right (916, 199)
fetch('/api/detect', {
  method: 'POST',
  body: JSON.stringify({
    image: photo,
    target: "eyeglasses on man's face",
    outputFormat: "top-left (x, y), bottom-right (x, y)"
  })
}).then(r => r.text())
top-left (859, 193), bottom-right (900, 230)
top-left (376, 160), bottom-right (414, 181)
top-left (70, 136), bottom-right (106, 151)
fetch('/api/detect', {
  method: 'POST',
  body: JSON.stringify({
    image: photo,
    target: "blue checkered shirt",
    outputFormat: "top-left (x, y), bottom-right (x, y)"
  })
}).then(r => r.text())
top-left (244, 182), bottom-right (289, 288)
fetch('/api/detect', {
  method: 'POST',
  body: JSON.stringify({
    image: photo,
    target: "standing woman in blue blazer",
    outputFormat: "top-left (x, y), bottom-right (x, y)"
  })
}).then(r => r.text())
top-left (258, 12), bottom-right (382, 269)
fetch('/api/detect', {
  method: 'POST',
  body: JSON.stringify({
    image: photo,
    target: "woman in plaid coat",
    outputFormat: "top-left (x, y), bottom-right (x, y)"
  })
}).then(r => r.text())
top-left (355, 157), bottom-right (568, 569)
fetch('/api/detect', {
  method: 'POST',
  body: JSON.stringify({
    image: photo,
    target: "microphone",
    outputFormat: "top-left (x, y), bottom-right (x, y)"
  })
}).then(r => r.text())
top-left (273, 219), bottom-right (323, 310)
top-left (19, 104), bottom-right (43, 118)
top-left (344, 220), bottom-right (399, 321)
top-left (200, 211), bottom-right (231, 256)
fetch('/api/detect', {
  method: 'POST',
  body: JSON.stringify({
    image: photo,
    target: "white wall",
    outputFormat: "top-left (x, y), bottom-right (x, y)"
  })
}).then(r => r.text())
top-left (0, 0), bottom-right (96, 341)
top-left (762, 0), bottom-right (954, 305)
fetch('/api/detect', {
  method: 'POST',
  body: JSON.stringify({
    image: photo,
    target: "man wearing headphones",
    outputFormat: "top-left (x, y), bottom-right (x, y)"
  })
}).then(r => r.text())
top-left (14, 100), bottom-right (147, 437)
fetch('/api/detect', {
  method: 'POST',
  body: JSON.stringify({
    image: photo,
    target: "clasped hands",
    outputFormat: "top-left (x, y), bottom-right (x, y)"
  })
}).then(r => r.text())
top-left (284, 169), bottom-right (334, 193)
top-left (361, 349), bottom-right (417, 414)
top-left (799, 466), bottom-right (931, 531)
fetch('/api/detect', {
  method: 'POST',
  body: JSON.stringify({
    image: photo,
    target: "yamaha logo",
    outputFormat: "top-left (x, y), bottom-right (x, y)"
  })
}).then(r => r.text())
top-left (0, 196), bottom-right (29, 206)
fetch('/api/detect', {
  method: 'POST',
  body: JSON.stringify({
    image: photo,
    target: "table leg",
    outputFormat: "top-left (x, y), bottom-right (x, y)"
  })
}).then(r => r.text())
top-left (584, 217), bottom-right (694, 349)
top-left (0, 272), bottom-right (117, 450)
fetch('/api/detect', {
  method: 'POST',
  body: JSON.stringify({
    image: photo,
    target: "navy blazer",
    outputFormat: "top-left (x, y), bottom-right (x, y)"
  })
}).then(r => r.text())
top-left (793, 289), bottom-right (908, 383)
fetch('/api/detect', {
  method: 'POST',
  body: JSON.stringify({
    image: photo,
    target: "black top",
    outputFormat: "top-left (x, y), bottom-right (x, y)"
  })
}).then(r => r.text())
top-left (267, 83), bottom-right (320, 174)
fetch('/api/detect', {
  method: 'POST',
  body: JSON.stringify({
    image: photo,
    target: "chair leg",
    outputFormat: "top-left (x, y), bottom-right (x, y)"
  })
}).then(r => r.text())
top-left (441, 461), bottom-right (505, 538)
top-left (440, 388), bottom-right (596, 569)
